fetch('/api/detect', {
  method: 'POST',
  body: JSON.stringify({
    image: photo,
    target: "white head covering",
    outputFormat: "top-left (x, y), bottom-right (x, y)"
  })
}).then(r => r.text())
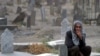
top-left (71, 20), bottom-right (85, 45)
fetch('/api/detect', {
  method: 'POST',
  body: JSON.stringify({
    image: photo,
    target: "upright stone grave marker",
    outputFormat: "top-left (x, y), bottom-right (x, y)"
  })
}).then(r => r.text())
top-left (41, 6), bottom-right (46, 21)
top-left (61, 18), bottom-right (70, 39)
top-left (30, 10), bottom-right (36, 25)
top-left (17, 0), bottom-right (21, 4)
top-left (2, 6), bottom-right (7, 16)
top-left (54, 0), bottom-right (62, 15)
top-left (28, 0), bottom-right (36, 25)
top-left (54, 0), bottom-right (60, 6)
top-left (7, 0), bottom-right (13, 6)
top-left (30, 0), bottom-right (35, 6)
top-left (73, 3), bottom-right (84, 21)
top-left (56, 5), bottom-right (62, 15)
top-left (52, 17), bottom-right (57, 26)
top-left (95, 0), bottom-right (100, 12)
top-left (35, 0), bottom-right (42, 7)
top-left (50, 5), bottom-right (55, 15)
top-left (27, 15), bottom-right (31, 28)
top-left (73, 13), bottom-right (84, 21)
top-left (16, 6), bottom-right (22, 14)
top-left (1, 28), bottom-right (14, 53)
top-left (46, 0), bottom-right (53, 5)
top-left (55, 15), bottom-right (62, 26)
top-left (61, 9), bottom-right (67, 19)
top-left (28, 0), bottom-right (35, 11)
top-left (59, 45), bottom-right (68, 56)
top-left (0, 6), bottom-right (7, 17)
top-left (61, 0), bottom-right (67, 4)
top-left (0, 17), bottom-right (7, 25)
top-left (97, 14), bottom-right (100, 26)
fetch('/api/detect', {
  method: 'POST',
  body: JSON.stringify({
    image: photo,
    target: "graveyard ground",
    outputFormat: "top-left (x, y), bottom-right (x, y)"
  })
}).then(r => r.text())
top-left (0, 0), bottom-right (100, 56)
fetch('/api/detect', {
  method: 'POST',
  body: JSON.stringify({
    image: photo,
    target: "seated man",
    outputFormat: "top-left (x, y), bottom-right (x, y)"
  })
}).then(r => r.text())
top-left (65, 20), bottom-right (91, 56)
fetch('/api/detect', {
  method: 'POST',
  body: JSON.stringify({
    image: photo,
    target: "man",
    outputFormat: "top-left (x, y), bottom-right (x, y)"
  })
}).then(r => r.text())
top-left (65, 20), bottom-right (91, 56)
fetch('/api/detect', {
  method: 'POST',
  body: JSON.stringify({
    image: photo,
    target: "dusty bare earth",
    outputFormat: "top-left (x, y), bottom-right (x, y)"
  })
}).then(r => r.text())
top-left (0, 1), bottom-right (100, 52)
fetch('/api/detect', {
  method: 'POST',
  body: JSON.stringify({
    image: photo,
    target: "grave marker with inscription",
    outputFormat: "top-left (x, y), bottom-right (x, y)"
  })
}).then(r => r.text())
top-left (1, 28), bottom-right (14, 53)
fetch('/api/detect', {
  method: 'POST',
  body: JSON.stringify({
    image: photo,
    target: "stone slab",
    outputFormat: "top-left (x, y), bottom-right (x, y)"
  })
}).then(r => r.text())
top-left (1, 29), bottom-right (14, 53)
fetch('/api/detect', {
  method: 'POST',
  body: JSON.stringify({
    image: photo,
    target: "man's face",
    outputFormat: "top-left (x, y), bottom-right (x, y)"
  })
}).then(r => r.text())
top-left (75, 23), bottom-right (82, 33)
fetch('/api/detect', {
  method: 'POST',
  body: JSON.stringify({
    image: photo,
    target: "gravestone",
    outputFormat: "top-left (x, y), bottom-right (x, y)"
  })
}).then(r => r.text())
top-left (28, 0), bottom-right (35, 11)
top-left (54, 0), bottom-right (61, 6)
top-left (61, 18), bottom-right (70, 39)
top-left (55, 15), bottom-right (62, 26)
top-left (28, 0), bottom-right (31, 4)
top-left (97, 14), bottom-right (100, 26)
top-left (55, 5), bottom-right (62, 15)
top-left (17, 0), bottom-right (21, 4)
top-left (73, 2), bottom-right (84, 22)
top-left (16, 6), bottom-right (22, 14)
top-left (73, 13), bottom-right (84, 22)
top-left (6, 0), bottom-right (13, 6)
top-left (0, 6), bottom-right (7, 17)
top-left (50, 5), bottom-right (55, 15)
top-left (30, 10), bottom-right (36, 25)
top-left (95, 0), bottom-right (100, 12)
top-left (0, 17), bottom-right (7, 25)
top-left (61, 9), bottom-right (67, 19)
top-left (59, 45), bottom-right (68, 56)
top-left (1, 28), bottom-right (14, 53)
top-left (46, 0), bottom-right (53, 5)
top-left (73, 3), bottom-right (79, 15)
top-left (31, 0), bottom-right (35, 7)
top-left (2, 6), bottom-right (8, 16)
top-left (52, 19), bottom-right (55, 26)
top-left (41, 6), bottom-right (46, 21)
top-left (35, 0), bottom-right (42, 7)
top-left (0, 0), bottom-right (7, 5)
top-left (27, 15), bottom-right (31, 28)
top-left (61, 0), bottom-right (67, 4)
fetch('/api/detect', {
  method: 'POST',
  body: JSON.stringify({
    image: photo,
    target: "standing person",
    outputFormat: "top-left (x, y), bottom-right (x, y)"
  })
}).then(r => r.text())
top-left (65, 20), bottom-right (91, 56)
